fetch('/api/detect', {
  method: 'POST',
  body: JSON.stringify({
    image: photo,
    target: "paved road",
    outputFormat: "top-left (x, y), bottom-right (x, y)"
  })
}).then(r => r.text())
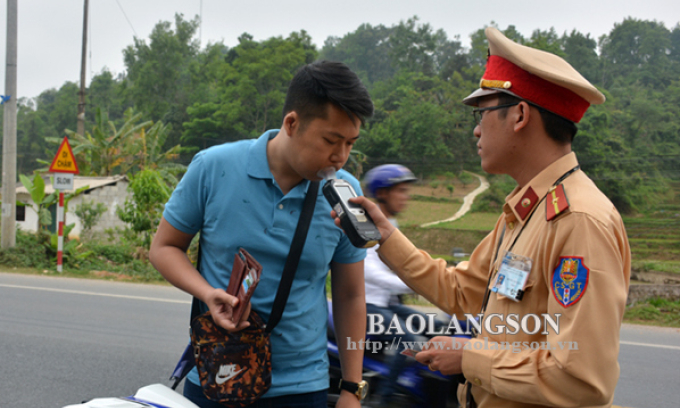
top-left (1, 273), bottom-right (679, 407)
top-left (0, 272), bottom-right (191, 407)
top-left (614, 324), bottom-right (680, 407)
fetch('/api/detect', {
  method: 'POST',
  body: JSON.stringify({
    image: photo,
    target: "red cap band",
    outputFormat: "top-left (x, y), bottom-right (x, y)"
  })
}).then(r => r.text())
top-left (482, 56), bottom-right (590, 123)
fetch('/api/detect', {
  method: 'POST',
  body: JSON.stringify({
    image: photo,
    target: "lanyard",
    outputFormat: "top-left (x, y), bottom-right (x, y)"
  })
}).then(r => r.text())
top-left (473, 165), bottom-right (580, 335)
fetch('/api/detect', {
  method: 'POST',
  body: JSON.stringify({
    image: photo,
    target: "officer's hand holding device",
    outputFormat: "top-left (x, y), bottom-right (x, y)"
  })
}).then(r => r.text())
top-left (323, 178), bottom-right (382, 248)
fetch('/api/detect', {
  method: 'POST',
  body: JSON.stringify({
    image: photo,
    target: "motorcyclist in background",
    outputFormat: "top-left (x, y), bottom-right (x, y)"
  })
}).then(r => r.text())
top-left (362, 164), bottom-right (423, 406)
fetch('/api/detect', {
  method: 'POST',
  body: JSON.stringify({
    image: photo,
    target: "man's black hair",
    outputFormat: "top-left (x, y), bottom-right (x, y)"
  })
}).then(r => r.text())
top-left (282, 60), bottom-right (374, 126)
top-left (496, 93), bottom-right (578, 144)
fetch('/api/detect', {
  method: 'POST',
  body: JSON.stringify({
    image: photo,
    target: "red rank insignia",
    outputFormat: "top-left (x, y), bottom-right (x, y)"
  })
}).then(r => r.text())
top-left (546, 184), bottom-right (570, 221)
top-left (514, 187), bottom-right (538, 220)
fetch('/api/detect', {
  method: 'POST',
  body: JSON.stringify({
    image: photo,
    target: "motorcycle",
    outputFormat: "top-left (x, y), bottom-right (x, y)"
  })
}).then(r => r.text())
top-left (326, 301), bottom-right (470, 408)
top-left (62, 384), bottom-right (199, 408)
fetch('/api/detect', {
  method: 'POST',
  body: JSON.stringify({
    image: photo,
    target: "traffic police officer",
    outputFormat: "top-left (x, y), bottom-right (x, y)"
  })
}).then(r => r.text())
top-left (335, 27), bottom-right (631, 408)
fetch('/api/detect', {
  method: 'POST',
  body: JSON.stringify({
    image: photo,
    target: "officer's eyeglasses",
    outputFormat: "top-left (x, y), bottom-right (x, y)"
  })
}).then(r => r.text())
top-left (472, 103), bottom-right (520, 125)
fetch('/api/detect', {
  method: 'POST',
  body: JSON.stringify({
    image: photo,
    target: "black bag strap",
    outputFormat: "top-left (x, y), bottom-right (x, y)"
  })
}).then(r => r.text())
top-left (265, 180), bottom-right (319, 332)
top-left (191, 180), bottom-right (320, 334)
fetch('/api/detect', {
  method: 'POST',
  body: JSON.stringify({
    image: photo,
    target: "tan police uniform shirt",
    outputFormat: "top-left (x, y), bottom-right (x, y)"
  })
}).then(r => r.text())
top-left (378, 152), bottom-right (631, 408)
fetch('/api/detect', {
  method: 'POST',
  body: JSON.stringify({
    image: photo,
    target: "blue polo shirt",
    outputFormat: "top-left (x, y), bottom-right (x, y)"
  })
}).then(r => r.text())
top-left (163, 129), bottom-right (366, 397)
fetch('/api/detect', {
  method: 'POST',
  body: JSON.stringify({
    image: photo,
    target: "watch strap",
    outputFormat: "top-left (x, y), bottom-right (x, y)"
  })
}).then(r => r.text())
top-left (339, 379), bottom-right (359, 393)
top-left (339, 379), bottom-right (366, 400)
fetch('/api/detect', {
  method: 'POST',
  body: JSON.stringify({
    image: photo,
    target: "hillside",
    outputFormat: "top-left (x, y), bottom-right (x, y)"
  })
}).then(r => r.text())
top-left (398, 177), bottom-right (680, 277)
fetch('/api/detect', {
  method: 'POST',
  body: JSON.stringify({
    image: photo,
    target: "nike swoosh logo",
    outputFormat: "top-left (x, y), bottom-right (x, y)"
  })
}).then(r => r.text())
top-left (216, 367), bottom-right (245, 385)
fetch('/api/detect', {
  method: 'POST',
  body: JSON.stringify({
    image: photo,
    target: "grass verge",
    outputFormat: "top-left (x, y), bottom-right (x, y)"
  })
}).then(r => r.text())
top-left (624, 298), bottom-right (680, 327)
top-left (0, 229), bottom-right (164, 283)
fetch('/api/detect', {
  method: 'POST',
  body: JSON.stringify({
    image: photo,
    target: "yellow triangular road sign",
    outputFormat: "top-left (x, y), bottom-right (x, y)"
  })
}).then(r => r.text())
top-left (49, 137), bottom-right (80, 174)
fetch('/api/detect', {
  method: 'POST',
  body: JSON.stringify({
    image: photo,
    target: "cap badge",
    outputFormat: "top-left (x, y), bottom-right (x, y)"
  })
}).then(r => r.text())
top-left (480, 79), bottom-right (512, 89)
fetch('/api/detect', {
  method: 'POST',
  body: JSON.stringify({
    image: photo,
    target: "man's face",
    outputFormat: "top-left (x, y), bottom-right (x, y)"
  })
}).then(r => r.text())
top-left (473, 96), bottom-right (516, 175)
top-left (288, 103), bottom-right (361, 181)
top-left (378, 182), bottom-right (411, 216)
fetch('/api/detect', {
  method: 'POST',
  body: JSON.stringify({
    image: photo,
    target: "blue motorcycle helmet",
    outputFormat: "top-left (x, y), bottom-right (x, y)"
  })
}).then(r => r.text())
top-left (363, 164), bottom-right (418, 199)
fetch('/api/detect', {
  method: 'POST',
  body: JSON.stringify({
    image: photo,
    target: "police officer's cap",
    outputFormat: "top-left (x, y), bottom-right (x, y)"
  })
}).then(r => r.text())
top-left (463, 27), bottom-right (605, 123)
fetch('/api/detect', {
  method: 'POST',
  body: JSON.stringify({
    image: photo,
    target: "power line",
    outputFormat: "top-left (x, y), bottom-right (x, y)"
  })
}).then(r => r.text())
top-left (115, 0), bottom-right (137, 37)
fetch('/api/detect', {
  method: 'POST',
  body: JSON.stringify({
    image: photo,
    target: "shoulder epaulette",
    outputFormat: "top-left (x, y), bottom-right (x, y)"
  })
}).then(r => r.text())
top-left (514, 187), bottom-right (538, 221)
top-left (546, 184), bottom-right (570, 221)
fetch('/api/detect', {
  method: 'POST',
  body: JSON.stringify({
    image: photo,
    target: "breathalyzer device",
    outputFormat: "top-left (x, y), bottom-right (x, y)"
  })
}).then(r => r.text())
top-left (323, 179), bottom-right (381, 248)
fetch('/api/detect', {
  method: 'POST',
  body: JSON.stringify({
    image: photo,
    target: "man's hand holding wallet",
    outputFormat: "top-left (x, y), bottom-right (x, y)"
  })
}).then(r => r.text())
top-left (226, 248), bottom-right (262, 323)
top-left (227, 248), bottom-right (262, 323)
top-left (203, 248), bottom-right (262, 332)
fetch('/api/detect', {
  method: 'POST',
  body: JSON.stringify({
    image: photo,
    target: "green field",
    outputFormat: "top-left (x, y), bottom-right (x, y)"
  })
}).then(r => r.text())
top-left (623, 181), bottom-right (680, 274)
top-left (399, 179), bottom-right (680, 275)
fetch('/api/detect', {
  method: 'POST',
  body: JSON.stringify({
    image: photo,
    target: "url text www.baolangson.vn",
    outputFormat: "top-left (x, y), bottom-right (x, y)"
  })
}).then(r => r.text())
top-left (346, 336), bottom-right (579, 354)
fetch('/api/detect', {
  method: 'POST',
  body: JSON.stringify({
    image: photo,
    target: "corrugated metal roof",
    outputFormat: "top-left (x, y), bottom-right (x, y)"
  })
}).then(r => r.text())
top-left (16, 175), bottom-right (128, 196)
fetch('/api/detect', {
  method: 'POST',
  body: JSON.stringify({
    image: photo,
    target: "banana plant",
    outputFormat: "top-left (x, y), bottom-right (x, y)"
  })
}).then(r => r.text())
top-left (19, 173), bottom-right (57, 234)
top-left (19, 172), bottom-right (89, 263)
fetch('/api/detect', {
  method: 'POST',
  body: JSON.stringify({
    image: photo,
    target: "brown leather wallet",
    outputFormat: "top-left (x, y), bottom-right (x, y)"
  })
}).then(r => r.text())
top-left (226, 248), bottom-right (262, 324)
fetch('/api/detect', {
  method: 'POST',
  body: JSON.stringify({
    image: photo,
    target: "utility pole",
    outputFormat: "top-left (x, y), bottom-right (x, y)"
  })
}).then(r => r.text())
top-left (77, 0), bottom-right (89, 136)
top-left (1, 0), bottom-right (18, 248)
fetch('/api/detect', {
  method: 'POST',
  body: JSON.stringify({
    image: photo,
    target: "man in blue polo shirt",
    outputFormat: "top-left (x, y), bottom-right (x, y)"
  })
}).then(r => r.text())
top-left (149, 61), bottom-right (373, 408)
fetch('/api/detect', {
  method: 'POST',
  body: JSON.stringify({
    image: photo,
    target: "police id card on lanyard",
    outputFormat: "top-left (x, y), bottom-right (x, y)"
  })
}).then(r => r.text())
top-left (492, 251), bottom-right (532, 301)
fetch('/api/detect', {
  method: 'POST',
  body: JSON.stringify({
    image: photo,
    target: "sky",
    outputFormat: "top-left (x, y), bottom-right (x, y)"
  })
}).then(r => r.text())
top-left (1, 0), bottom-right (679, 100)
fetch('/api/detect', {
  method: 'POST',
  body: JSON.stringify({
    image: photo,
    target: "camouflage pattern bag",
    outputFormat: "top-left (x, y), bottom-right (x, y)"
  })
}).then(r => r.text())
top-left (190, 310), bottom-right (272, 407)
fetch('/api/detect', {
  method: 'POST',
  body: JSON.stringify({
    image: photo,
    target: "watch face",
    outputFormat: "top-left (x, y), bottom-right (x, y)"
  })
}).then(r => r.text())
top-left (358, 381), bottom-right (368, 399)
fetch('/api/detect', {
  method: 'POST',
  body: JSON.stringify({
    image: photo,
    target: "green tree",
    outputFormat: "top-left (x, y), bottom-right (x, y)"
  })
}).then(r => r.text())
top-left (15, 99), bottom-right (51, 175)
top-left (320, 17), bottom-right (468, 83)
top-left (35, 82), bottom-right (80, 138)
top-left (123, 14), bottom-right (201, 148)
top-left (74, 200), bottom-right (107, 236)
top-left (599, 18), bottom-right (677, 89)
top-left (458, 172), bottom-right (475, 188)
top-left (320, 23), bottom-right (396, 86)
top-left (361, 70), bottom-right (476, 176)
top-left (388, 16), bottom-right (441, 75)
top-left (183, 32), bottom-right (316, 147)
top-left (131, 121), bottom-right (186, 185)
top-left (670, 23), bottom-right (680, 63)
top-left (574, 93), bottom-right (667, 213)
top-left (561, 30), bottom-right (600, 84)
top-left (525, 28), bottom-right (565, 56)
top-left (58, 108), bottom-right (152, 176)
top-left (117, 169), bottom-right (172, 249)
top-left (468, 27), bottom-right (490, 67)
top-left (87, 69), bottom-right (133, 124)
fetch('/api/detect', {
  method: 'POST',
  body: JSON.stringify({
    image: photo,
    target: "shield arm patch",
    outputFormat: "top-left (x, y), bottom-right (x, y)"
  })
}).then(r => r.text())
top-left (551, 256), bottom-right (590, 308)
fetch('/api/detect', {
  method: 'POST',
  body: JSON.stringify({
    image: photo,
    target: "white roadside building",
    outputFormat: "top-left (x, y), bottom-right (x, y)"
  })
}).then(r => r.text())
top-left (15, 175), bottom-right (130, 238)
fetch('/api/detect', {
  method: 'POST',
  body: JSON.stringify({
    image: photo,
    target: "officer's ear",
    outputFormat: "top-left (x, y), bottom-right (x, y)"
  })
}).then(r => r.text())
top-left (513, 101), bottom-right (532, 132)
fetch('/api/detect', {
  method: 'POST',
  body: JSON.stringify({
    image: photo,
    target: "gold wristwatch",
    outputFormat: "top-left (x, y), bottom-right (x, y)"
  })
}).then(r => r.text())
top-left (339, 379), bottom-right (368, 401)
